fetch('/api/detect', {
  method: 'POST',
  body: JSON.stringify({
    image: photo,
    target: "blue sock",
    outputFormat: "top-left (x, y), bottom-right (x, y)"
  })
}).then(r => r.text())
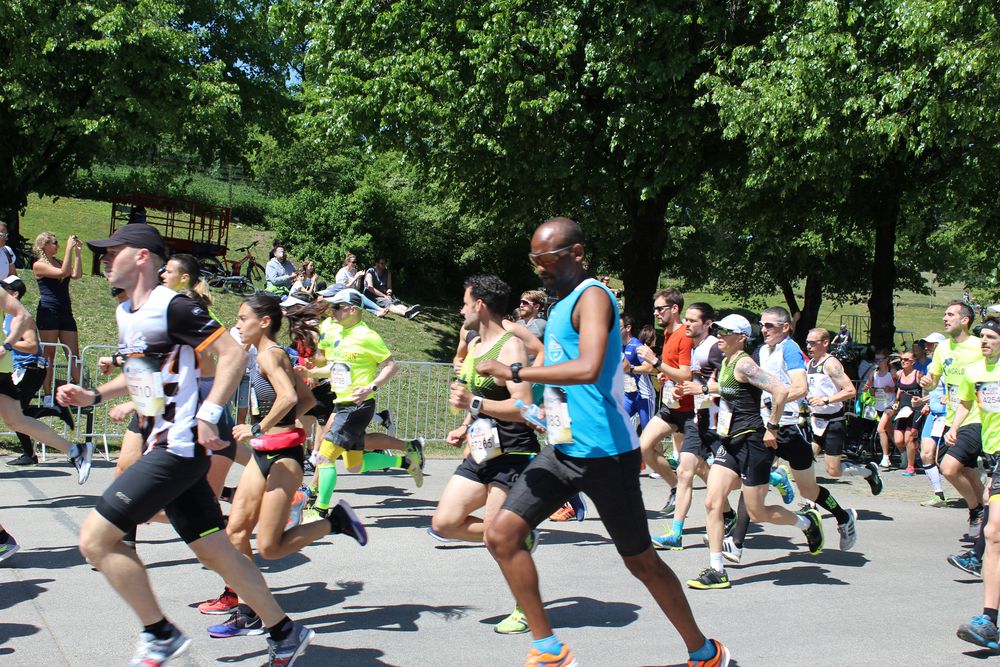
top-left (689, 637), bottom-right (716, 661)
top-left (532, 635), bottom-right (563, 655)
top-left (672, 519), bottom-right (684, 536)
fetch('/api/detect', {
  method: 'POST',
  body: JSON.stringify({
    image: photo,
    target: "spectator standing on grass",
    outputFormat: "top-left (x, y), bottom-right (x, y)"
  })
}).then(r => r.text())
top-left (0, 222), bottom-right (17, 279)
top-left (265, 244), bottom-right (296, 295)
top-left (334, 253), bottom-right (366, 292)
top-left (32, 232), bottom-right (83, 395)
top-left (364, 256), bottom-right (421, 319)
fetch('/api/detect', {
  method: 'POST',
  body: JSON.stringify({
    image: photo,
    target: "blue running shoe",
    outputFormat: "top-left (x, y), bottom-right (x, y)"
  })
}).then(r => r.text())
top-left (266, 622), bottom-right (314, 666)
top-left (208, 607), bottom-right (265, 638)
top-left (651, 531), bottom-right (683, 551)
top-left (426, 526), bottom-right (460, 543)
top-left (568, 493), bottom-right (587, 522)
top-left (770, 466), bottom-right (795, 504)
top-left (958, 614), bottom-right (1000, 652)
top-left (948, 551), bottom-right (983, 578)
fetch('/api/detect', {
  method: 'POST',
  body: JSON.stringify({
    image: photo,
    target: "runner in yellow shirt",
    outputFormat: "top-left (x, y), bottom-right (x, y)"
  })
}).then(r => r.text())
top-left (922, 300), bottom-right (984, 540)
top-left (953, 318), bottom-right (1000, 652)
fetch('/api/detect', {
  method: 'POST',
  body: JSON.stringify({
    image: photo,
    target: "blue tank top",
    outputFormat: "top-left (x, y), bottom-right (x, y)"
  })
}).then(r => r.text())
top-left (3, 314), bottom-right (45, 370)
top-left (543, 278), bottom-right (638, 458)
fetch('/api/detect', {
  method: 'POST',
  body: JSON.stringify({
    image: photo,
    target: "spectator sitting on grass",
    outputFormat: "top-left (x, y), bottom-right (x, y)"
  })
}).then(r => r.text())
top-left (364, 256), bottom-right (421, 320)
top-left (265, 243), bottom-right (296, 295)
top-left (334, 253), bottom-right (366, 292)
top-left (291, 259), bottom-right (322, 295)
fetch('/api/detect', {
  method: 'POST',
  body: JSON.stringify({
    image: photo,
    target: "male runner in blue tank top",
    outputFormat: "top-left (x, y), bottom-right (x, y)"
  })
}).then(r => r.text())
top-left (477, 217), bottom-right (730, 667)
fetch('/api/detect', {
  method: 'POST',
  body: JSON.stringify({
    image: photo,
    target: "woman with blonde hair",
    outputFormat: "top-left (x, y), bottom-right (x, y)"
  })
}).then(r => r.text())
top-left (334, 253), bottom-right (365, 291)
top-left (32, 232), bottom-right (83, 392)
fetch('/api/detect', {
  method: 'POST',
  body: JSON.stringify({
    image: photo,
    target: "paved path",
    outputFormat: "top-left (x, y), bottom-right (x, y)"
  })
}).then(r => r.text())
top-left (0, 454), bottom-right (993, 666)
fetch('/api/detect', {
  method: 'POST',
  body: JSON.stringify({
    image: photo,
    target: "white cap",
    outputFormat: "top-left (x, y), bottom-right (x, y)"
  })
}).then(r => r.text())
top-left (280, 296), bottom-right (309, 309)
top-left (920, 332), bottom-right (947, 345)
top-left (716, 314), bottom-right (752, 336)
top-left (988, 304), bottom-right (1000, 317)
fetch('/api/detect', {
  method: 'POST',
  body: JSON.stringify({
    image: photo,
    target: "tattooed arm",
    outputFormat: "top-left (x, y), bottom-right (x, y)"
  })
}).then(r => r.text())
top-left (735, 357), bottom-right (788, 425)
top-left (824, 356), bottom-right (857, 404)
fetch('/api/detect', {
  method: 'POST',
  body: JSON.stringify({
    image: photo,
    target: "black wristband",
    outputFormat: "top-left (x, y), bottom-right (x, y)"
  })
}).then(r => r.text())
top-left (112, 353), bottom-right (125, 367)
top-left (654, 356), bottom-right (664, 368)
top-left (92, 390), bottom-right (103, 406)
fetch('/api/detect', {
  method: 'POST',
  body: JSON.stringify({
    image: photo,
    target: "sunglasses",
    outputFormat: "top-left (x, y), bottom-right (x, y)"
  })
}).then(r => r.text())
top-left (717, 328), bottom-right (738, 337)
top-left (805, 340), bottom-right (822, 347)
top-left (761, 322), bottom-right (784, 330)
top-left (519, 299), bottom-right (537, 306)
top-left (528, 244), bottom-right (575, 268)
top-left (653, 305), bottom-right (670, 313)
top-left (875, 356), bottom-right (887, 362)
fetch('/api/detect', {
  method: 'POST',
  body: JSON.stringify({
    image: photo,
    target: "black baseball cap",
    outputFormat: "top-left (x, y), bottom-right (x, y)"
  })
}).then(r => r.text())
top-left (88, 224), bottom-right (167, 260)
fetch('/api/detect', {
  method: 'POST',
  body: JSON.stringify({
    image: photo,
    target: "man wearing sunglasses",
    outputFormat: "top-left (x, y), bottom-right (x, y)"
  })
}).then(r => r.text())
top-left (726, 307), bottom-right (859, 558)
top-left (476, 217), bottom-right (730, 667)
top-left (515, 290), bottom-right (547, 347)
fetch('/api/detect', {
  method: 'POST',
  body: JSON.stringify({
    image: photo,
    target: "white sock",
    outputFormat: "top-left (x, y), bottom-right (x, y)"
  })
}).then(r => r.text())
top-left (924, 464), bottom-right (944, 493)
top-left (841, 462), bottom-right (872, 478)
top-left (795, 514), bottom-right (811, 531)
top-left (710, 552), bottom-right (725, 573)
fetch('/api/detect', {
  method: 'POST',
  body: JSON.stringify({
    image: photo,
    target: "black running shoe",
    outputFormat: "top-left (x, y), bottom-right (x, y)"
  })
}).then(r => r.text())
top-left (686, 567), bottom-right (731, 590)
top-left (7, 454), bottom-right (38, 467)
top-left (865, 462), bottom-right (883, 496)
top-left (800, 508), bottom-right (825, 555)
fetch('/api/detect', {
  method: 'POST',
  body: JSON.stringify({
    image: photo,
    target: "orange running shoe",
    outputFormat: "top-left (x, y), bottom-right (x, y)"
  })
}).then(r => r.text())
top-left (549, 502), bottom-right (577, 522)
top-left (525, 645), bottom-right (578, 667)
top-left (687, 638), bottom-right (731, 667)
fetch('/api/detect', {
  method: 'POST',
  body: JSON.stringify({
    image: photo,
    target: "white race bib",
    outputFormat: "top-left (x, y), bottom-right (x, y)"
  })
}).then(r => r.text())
top-left (543, 386), bottom-right (573, 445)
top-left (931, 416), bottom-right (946, 438)
top-left (947, 384), bottom-right (962, 409)
top-left (662, 380), bottom-right (679, 409)
top-left (695, 392), bottom-right (712, 411)
top-left (894, 406), bottom-right (913, 421)
top-left (623, 374), bottom-right (638, 394)
top-left (811, 415), bottom-right (829, 436)
top-left (978, 382), bottom-right (1000, 414)
top-left (873, 387), bottom-right (890, 410)
top-left (717, 402), bottom-right (733, 437)
top-left (124, 356), bottom-right (165, 417)
top-left (468, 418), bottom-right (502, 463)
top-left (331, 362), bottom-right (351, 393)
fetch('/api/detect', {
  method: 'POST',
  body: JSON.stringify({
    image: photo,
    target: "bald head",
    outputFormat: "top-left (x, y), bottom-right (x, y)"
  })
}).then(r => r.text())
top-left (534, 216), bottom-right (584, 248)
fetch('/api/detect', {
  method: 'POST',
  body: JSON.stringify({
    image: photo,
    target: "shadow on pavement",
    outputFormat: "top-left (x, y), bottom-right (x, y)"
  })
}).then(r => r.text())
top-left (0, 467), bottom-right (73, 479)
top-left (365, 514), bottom-right (433, 530)
top-left (733, 564), bottom-right (847, 586)
top-left (305, 602), bottom-right (473, 634)
top-left (272, 580), bottom-right (365, 614)
top-left (735, 548), bottom-right (871, 571)
top-left (217, 644), bottom-right (396, 666)
top-left (1, 545), bottom-right (85, 570)
top-left (342, 485), bottom-right (410, 497)
top-left (480, 596), bottom-right (642, 630)
top-left (0, 494), bottom-right (97, 510)
top-left (535, 528), bottom-right (610, 547)
top-left (0, 578), bottom-right (54, 611)
top-left (855, 509), bottom-right (893, 522)
top-left (0, 622), bottom-right (40, 643)
top-left (256, 551), bottom-right (311, 574)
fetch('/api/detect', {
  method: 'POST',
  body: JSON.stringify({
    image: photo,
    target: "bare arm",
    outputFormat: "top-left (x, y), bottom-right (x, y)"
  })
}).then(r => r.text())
top-left (11, 325), bottom-right (38, 354)
top-left (637, 344), bottom-right (691, 382)
top-left (203, 329), bottom-right (248, 407)
top-left (71, 241), bottom-right (83, 279)
top-left (0, 290), bottom-right (32, 354)
top-left (735, 356), bottom-right (788, 422)
top-left (502, 320), bottom-right (544, 367)
top-left (785, 369), bottom-right (807, 402)
top-left (825, 357), bottom-right (857, 403)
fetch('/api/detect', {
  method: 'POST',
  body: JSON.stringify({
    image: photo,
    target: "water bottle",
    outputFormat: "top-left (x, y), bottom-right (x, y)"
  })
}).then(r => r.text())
top-left (515, 399), bottom-right (547, 429)
top-left (449, 377), bottom-right (467, 416)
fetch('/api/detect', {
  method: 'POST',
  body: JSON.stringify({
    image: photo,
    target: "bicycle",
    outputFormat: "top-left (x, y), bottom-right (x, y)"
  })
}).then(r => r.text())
top-left (201, 240), bottom-right (264, 296)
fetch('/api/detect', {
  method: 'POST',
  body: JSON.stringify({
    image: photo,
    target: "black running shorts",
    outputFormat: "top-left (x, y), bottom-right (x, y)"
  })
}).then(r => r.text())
top-left (252, 444), bottom-right (305, 478)
top-left (945, 423), bottom-right (983, 469)
top-left (714, 429), bottom-right (774, 487)
top-left (774, 424), bottom-right (816, 471)
top-left (813, 419), bottom-right (847, 457)
top-left (95, 448), bottom-right (225, 544)
top-left (501, 446), bottom-right (650, 557)
top-left (654, 407), bottom-right (693, 432)
top-left (0, 372), bottom-right (20, 401)
top-left (680, 410), bottom-right (716, 460)
top-left (454, 453), bottom-right (534, 490)
top-left (325, 400), bottom-right (375, 451)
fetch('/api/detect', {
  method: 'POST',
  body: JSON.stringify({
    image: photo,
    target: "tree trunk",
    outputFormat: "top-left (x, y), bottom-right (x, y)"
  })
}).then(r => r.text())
top-left (866, 176), bottom-right (900, 350)
top-left (794, 272), bottom-right (823, 345)
top-left (0, 150), bottom-right (25, 244)
top-left (621, 193), bottom-right (671, 330)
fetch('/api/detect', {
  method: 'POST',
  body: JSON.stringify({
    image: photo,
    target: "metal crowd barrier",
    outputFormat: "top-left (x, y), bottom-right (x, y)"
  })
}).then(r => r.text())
top-left (4, 350), bottom-right (464, 461)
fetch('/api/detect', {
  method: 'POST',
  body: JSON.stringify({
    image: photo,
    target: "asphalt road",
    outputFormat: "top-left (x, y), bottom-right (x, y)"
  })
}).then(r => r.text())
top-left (0, 453), bottom-right (993, 666)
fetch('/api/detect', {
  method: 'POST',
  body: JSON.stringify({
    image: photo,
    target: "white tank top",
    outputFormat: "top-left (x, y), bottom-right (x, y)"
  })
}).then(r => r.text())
top-left (871, 370), bottom-right (895, 410)
top-left (807, 355), bottom-right (843, 415)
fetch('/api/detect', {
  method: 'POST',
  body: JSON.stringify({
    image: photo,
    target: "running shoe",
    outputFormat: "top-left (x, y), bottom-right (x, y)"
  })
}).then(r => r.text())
top-left (721, 536), bottom-right (742, 564)
top-left (406, 437), bottom-right (426, 478)
top-left (69, 441), bottom-right (94, 484)
top-left (266, 622), bottom-right (314, 667)
top-left (651, 531), bottom-right (683, 551)
top-left (965, 513), bottom-right (984, 542)
top-left (404, 305), bottom-right (422, 320)
top-left (494, 605), bottom-right (530, 635)
top-left (208, 607), bottom-right (266, 638)
top-left (286, 489), bottom-right (308, 530)
top-left (197, 587), bottom-right (238, 615)
top-left (769, 465), bottom-right (795, 504)
top-left (649, 471), bottom-right (662, 479)
top-left (865, 461), bottom-right (883, 496)
top-left (723, 512), bottom-right (738, 536)
top-left (7, 453), bottom-right (37, 466)
top-left (947, 551), bottom-right (983, 578)
top-left (567, 493), bottom-right (586, 521)
top-left (524, 645), bottom-right (578, 666)
top-left (920, 494), bottom-right (947, 507)
top-left (687, 638), bottom-right (732, 667)
top-left (667, 456), bottom-right (679, 470)
top-left (128, 627), bottom-right (191, 667)
top-left (378, 409), bottom-right (395, 436)
top-left (800, 508), bottom-right (824, 555)
top-left (426, 526), bottom-right (460, 543)
top-left (902, 466), bottom-right (916, 476)
top-left (838, 508), bottom-right (858, 551)
top-left (331, 500), bottom-right (368, 546)
top-left (687, 567), bottom-right (730, 590)
top-left (549, 502), bottom-right (577, 522)
top-left (524, 529), bottom-right (540, 554)
top-left (0, 532), bottom-right (19, 563)
top-left (662, 487), bottom-right (677, 516)
top-left (957, 614), bottom-right (1000, 652)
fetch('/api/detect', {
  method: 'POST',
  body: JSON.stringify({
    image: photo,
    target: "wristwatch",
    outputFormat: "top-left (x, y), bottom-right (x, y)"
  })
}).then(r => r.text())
top-left (369, 383), bottom-right (378, 393)
top-left (250, 423), bottom-right (262, 437)
top-left (823, 397), bottom-right (830, 406)
top-left (510, 362), bottom-right (523, 383)
top-left (701, 384), bottom-right (710, 395)
top-left (2, 343), bottom-right (12, 352)
top-left (766, 422), bottom-right (779, 432)
top-left (470, 395), bottom-right (484, 417)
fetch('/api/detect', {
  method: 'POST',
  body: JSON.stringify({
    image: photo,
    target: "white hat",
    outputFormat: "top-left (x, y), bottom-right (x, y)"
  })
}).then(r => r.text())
top-left (716, 314), bottom-right (752, 336)
top-left (325, 288), bottom-right (365, 307)
top-left (920, 332), bottom-right (947, 345)
top-left (280, 295), bottom-right (309, 309)
top-left (987, 304), bottom-right (1000, 317)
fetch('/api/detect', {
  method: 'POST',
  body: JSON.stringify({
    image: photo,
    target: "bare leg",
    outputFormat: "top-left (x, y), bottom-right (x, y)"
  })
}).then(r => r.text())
top-left (486, 509), bottom-right (551, 639)
top-left (432, 475), bottom-right (489, 542)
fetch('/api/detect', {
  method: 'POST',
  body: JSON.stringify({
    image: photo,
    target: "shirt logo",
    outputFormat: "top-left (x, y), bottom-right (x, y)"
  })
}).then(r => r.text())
top-left (548, 337), bottom-right (564, 362)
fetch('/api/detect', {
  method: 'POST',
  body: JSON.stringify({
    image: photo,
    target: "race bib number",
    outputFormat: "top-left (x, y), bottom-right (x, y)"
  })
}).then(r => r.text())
top-left (862, 405), bottom-right (877, 420)
top-left (717, 403), bottom-right (733, 437)
top-left (894, 406), bottom-right (913, 421)
top-left (947, 384), bottom-right (962, 409)
top-left (468, 418), bottom-right (502, 463)
top-left (331, 362), bottom-right (352, 393)
top-left (811, 416), bottom-right (829, 436)
top-left (978, 381), bottom-right (1000, 414)
top-left (124, 356), bottom-right (165, 417)
top-left (662, 381), bottom-right (679, 409)
top-left (543, 386), bottom-right (573, 445)
top-left (931, 416), bottom-right (946, 438)
top-left (873, 388), bottom-right (890, 410)
top-left (695, 392), bottom-right (711, 411)
top-left (12, 367), bottom-right (24, 385)
top-left (623, 374), bottom-right (638, 394)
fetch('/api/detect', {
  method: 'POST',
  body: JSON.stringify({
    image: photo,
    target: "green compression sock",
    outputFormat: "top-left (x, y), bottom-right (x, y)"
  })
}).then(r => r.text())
top-left (316, 463), bottom-right (337, 511)
top-left (362, 452), bottom-right (403, 472)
